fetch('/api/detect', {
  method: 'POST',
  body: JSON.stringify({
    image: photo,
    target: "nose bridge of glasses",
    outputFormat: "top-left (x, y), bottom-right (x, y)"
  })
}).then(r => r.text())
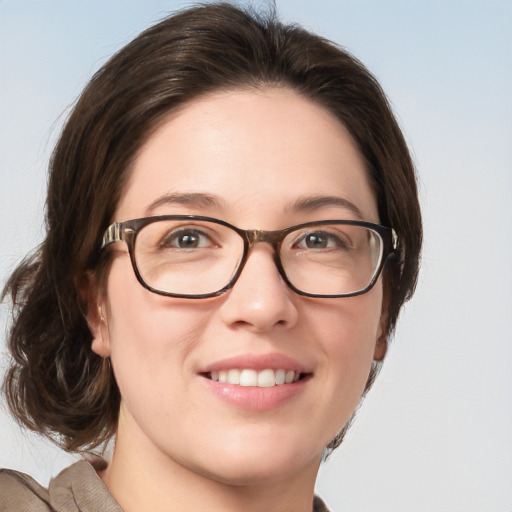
top-left (244, 229), bottom-right (283, 250)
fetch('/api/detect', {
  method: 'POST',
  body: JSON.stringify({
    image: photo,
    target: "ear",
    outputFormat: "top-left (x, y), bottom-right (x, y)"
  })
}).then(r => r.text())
top-left (77, 271), bottom-right (111, 358)
top-left (373, 313), bottom-right (388, 361)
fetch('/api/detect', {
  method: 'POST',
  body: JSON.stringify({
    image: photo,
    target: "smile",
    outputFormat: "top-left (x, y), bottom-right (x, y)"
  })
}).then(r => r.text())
top-left (208, 369), bottom-right (302, 387)
top-left (200, 354), bottom-right (312, 410)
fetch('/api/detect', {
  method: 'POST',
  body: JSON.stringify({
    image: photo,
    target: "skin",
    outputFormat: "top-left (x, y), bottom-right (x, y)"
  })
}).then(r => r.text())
top-left (89, 87), bottom-right (387, 512)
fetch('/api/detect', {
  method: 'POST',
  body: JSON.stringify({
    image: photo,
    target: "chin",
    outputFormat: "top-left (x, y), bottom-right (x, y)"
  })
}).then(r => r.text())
top-left (200, 456), bottom-right (318, 488)
top-left (188, 432), bottom-right (323, 487)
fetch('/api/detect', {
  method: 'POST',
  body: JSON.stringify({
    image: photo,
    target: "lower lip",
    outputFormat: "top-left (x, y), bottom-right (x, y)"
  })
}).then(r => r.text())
top-left (201, 376), bottom-right (310, 411)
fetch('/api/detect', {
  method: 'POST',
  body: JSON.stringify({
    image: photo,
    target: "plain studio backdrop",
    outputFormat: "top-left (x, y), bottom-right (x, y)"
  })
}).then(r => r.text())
top-left (1, 1), bottom-right (511, 511)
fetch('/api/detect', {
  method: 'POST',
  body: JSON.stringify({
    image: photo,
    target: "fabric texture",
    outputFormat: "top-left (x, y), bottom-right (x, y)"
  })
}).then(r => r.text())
top-left (0, 461), bottom-right (122, 512)
top-left (0, 460), bottom-right (330, 511)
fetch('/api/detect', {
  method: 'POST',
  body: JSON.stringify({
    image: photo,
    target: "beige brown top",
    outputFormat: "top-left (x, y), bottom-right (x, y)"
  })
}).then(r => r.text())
top-left (0, 460), bottom-right (330, 511)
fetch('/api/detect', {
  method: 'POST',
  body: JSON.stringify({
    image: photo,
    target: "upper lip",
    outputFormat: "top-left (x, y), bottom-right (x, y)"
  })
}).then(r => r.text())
top-left (200, 352), bottom-right (312, 374)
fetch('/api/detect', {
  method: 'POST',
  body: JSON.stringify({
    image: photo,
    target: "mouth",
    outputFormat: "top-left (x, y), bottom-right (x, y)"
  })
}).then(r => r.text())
top-left (199, 353), bottom-right (313, 409)
top-left (204, 368), bottom-right (309, 388)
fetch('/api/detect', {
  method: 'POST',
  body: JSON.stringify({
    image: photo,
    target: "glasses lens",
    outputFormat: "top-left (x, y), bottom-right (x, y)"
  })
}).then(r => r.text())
top-left (280, 223), bottom-right (383, 296)
top-left (134, 219), bottom-right (244, 296)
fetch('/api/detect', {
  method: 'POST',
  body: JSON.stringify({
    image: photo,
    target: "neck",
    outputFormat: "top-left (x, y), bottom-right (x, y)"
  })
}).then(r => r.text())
top-left (99, 412), bottom-right (321, 512)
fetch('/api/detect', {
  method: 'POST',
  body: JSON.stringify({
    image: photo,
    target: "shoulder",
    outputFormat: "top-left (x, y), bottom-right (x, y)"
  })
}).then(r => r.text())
top-left (0, 460), bottom-right (122, 512)
top-left (0, 468), bottom-right (52, 511)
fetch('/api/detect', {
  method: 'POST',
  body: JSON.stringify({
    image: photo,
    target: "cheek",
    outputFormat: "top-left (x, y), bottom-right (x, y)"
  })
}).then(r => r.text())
top-left (304, 287), bottom-right (383, 433)
top-left (102, 261), bottom-right (207, 408)
top-left (308, 282), bottom-right (383, 358)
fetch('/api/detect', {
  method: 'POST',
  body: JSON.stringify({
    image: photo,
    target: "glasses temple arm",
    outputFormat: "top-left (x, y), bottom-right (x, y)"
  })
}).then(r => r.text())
top-left (101, 222), bottom-right (123, 250)
top-left (391, 229), bottom-right (398, 250)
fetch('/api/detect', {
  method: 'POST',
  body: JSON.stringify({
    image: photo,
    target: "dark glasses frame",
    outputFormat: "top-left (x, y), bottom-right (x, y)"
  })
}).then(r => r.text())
top-left (101, 215), bottom-right (398, 299)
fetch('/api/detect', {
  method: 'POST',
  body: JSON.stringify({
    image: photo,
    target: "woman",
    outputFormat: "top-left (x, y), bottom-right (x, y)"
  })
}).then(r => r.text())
top-left (0, 3), bottom-right (421, 511)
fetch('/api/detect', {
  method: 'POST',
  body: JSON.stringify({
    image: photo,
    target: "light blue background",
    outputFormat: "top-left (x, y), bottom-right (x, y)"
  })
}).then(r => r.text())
top-left (1, 1), bottom-right (511, 510)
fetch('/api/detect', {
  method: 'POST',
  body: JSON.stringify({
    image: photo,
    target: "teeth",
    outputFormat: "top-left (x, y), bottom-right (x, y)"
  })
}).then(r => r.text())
top-left (209, 369), bottom-right (301, 387)
top-left (227, 369), bottom-right (240, 385)
top-left (257, 369), bottom-right (275, 388)
top-left (240, 369), bottom-right (257, 386)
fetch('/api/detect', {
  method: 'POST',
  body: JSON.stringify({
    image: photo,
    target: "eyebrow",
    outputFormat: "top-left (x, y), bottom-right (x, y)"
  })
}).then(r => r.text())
top-left (145, 192), bottom-right (224, 215)
top-left (288, 195), bottom-right (365, 219)
top-left (145, 192), bottom-right (364, 220)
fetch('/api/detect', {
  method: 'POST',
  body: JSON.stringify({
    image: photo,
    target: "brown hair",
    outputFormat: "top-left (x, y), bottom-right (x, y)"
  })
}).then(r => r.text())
top-left (2, 2), bottom-right (421, 453)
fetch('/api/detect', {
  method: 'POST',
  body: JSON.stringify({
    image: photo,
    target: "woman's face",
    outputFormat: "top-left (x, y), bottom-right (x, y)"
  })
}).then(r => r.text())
top-left (92, 88), bottom-right (386, 486)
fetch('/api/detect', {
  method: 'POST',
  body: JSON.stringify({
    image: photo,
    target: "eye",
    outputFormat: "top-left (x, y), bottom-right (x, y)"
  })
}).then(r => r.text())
top-left (294, 230), bottom-right (349, 250)
top-left (161, 228), bottom-right (215, 249)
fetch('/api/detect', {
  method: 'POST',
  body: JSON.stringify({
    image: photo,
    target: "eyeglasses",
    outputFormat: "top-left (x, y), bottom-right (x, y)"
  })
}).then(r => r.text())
top-left (100, 215), bottom-right (397, 299)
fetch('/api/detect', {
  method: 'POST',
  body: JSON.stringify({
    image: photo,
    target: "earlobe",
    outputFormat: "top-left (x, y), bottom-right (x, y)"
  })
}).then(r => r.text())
top-left (90, 304), bottom-right (111, 358)
top-left (77, 271), bottom-right (111, 358)
top-left (374, 333), bottom-right (387, 361)
top-left (373, 312), bottom-right (388, 361)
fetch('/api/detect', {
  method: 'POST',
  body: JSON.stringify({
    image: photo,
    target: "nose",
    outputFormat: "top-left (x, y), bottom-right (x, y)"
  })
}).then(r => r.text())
top-left (218, 245), bottom-right (299, 332)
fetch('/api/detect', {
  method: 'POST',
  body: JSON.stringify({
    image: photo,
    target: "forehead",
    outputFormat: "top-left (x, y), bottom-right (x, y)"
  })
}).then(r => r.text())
top-left (115, 88), bottom-right (378, 226)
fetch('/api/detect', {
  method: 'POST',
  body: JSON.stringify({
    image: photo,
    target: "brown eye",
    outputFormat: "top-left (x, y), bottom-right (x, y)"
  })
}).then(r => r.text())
top-left (295, 231), bottom-right (348, 250)
top-left (161, 229), bottom-right (213, 249)
top-left (304, 233), bottom-right (328, 249)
